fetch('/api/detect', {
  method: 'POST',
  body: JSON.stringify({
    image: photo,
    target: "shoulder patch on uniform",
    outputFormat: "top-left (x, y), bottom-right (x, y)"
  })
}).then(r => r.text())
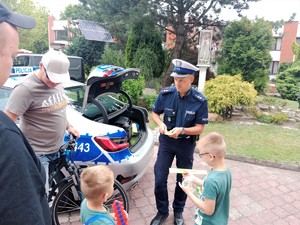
top-left (192, 91), bottom-right (206, 102)
top-left (160, 87), bottom-right (175, 95)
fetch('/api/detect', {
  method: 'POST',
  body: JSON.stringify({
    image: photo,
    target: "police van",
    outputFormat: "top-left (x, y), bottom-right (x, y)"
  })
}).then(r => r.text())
top-left (11, 53), bottom-right (85, 82)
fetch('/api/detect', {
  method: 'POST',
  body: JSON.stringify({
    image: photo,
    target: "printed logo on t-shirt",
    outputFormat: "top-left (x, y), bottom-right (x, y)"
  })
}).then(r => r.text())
top-left (41, 92), bottom-right (68, 112)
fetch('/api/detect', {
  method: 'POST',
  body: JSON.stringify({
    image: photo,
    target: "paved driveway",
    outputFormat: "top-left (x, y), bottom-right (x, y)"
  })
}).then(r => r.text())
top-left (65, 145), bottom-right (300, 225)
top-left (127, 146), bottom-right (300, 225)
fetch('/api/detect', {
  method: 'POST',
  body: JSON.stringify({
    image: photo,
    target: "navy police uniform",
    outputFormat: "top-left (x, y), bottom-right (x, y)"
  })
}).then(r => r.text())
top-left (152, 59), bottom-right (208, 215)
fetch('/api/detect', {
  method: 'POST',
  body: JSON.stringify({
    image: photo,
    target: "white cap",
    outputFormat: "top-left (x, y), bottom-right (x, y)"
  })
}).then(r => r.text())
top-left (170, 59), bottom-right (199, 78)
top-left (41, 50), bottom-right (70, 83)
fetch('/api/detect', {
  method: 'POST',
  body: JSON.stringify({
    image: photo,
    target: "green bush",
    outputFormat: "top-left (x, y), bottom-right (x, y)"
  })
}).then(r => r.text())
top-left (256, 112), bottom-right (289, 124)
top-left (276, 82), bottom-right (299, 100)
top-left (204, 74), bottom-right (257, 117)
top-left (133, 47), bottom-right (161, 81)
top-left (100, 44), bottom-right (125, 67)
top-left (278, 62), bottom-right (293, 73)
top-left (270, 112), bottom-right (289, 124)
top-left (257, 114), bottom-right (272, 124)
top-left (121, 75), bottom-right (145, 104)
top-left (276, 70), bottom-right (299, 100)
top-left (143, 94), bottom-right (157, 110)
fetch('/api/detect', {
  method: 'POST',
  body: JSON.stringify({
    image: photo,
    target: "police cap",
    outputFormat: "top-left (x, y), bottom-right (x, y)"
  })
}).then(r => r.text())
top-left (170, 59), bottom-right (199, 78)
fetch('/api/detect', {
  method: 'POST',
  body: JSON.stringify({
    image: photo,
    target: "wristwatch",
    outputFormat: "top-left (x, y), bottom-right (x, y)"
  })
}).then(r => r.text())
top-left (180, 127), bottom-right (185, 135)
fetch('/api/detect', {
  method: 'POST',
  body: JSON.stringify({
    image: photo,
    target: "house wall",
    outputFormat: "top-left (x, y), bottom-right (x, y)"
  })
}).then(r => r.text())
top-left (279, 21), bottom-right (299, 63)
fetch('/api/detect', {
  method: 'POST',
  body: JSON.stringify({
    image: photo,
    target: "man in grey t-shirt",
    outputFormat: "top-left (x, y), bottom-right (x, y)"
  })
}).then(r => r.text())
top-left (5, 50), bottom-right (80, 192)
top-left (4, 50), bottom-right (80, 192)
top-left (5, 50), bottom-right (80, 155)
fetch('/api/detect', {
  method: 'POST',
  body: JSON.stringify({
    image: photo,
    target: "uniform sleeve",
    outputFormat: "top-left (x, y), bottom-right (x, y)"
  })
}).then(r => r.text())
top-left (152, 93), bottom-right (164, 114)
top-left (5, 84), bottom-right (32, 116)
top-left (195, 99), bottom-right (208, 124)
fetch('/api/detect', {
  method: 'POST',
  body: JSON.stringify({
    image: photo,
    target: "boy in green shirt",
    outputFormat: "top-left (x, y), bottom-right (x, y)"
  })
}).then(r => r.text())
top-left (179, 132), bottom-right (232, 225)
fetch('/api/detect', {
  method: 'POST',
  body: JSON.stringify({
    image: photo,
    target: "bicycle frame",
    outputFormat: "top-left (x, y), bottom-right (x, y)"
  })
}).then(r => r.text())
top-left (49, 134), bottom-right (129, 225)
top-left (47, 134), bottom-right (81, 203)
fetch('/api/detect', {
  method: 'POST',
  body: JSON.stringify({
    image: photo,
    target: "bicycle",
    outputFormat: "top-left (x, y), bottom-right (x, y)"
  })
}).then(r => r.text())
top-left (47, 133), bottom-right (129, 225)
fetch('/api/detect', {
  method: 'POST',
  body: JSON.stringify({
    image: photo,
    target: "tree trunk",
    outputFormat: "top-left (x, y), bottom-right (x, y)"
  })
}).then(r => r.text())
top-left (162, 27), bottom-right (186, 88)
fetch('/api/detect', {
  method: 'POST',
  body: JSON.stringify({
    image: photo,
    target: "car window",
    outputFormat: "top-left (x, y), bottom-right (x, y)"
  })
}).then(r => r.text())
top-left (64, 85), bottom-right (85, 111)
top-left (13, 56), bottom-right (29, 66)
top-left (0, 88), bottom-right (12, 110)
top-left (83, 93), bottom-right (125, 119)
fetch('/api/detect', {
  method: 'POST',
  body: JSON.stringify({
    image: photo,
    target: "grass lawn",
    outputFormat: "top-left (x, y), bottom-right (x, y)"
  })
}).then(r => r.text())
top-left (202, 121), bottom-right (300, 165)
top-left (148, 116), bottom-right (300, 166)
top-left (147, 96), bottom-right (299, 166)
top-left (256, 95), bottom-right (299, 110)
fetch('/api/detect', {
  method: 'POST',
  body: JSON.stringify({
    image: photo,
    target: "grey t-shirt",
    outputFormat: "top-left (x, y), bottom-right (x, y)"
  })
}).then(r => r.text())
top-left (5, 73), bottom-right (68, 155)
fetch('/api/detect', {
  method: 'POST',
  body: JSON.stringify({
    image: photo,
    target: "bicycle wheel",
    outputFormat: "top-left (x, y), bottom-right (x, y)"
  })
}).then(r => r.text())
top-left (52, 180), bottom-right (129, 225)
top-left (105, 180), bottom-right (129, 213)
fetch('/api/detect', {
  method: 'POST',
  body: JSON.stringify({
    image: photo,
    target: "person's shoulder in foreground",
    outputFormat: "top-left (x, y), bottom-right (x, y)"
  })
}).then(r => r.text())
top-left (0, 2), bottom-right (51, 225)
top-left (0, 112), bottom-right (51, 225)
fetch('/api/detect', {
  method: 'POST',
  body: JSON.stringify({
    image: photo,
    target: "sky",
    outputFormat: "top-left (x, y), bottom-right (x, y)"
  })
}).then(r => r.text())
top-left (34, 0), bottom-right (300, 22)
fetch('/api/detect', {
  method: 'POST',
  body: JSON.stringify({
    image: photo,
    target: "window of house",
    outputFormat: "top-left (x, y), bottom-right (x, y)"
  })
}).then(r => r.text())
top-left (271, 37), bottom-right (282, 51)
top-left (296, 38), bottom-right (300, 44)
top-left (269, 61), bottom-right (279, 74)
top-left (55, 30), bottom-right (68, 41)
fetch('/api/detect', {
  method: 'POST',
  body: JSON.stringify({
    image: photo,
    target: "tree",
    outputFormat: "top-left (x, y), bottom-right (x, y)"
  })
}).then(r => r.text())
top-left (79, 0), bottom-right (150, 49)
top-left (60, 4), bottom-right (96, 21)
top-left (125, 17), bottom-right (165, 80)
top-left (100, 44), bottom-right (125, 67)
top-left (79, 0), bottom-right (259, 86)
top-left (64, 37), bottom-right (105, 74)
top-left (3, 0), bottom-right (49, 53)
top-left (149, 0), bottom-right (260, 86)
top-left (217, 18), bottom-right (273, 93)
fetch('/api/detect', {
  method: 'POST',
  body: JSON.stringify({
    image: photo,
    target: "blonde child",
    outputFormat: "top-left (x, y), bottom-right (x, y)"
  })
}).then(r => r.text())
top-left (80, 165), bottom-right (117, 225)
top-left (179, 132), bottom-right (232, 225)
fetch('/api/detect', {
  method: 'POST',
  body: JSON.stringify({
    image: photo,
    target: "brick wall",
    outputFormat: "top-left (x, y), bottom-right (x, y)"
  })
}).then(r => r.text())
top-left (280, 21), bottom-right (298, 63)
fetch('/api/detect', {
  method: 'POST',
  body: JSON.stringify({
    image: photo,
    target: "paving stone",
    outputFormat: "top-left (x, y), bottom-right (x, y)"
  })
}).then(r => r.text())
top-left (65, 143), bottom-right (300, 225)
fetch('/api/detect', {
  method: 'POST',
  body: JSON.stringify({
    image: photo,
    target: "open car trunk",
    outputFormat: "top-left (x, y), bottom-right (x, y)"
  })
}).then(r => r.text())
top-left (82, 65), bottom-right (149, 153)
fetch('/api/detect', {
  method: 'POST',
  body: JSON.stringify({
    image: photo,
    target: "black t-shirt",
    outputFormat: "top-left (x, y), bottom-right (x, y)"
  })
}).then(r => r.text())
top-left (0, 111), bottom-right (51, 225)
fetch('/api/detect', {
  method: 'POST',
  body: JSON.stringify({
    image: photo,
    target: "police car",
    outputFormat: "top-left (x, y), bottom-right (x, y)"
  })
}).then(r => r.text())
top-left (0, 65), bottom-right (155, 190)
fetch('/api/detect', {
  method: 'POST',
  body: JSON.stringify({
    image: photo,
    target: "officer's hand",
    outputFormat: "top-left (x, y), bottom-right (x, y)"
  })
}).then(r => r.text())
top-left (168, 127), bottom-right (182, 139)
top-left (158, 123), bottom-right (167, 134)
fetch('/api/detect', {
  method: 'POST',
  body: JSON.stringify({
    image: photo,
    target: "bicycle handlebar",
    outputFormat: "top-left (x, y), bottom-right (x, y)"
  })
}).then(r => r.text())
top-left (59, 133), bottom-right (77, 154)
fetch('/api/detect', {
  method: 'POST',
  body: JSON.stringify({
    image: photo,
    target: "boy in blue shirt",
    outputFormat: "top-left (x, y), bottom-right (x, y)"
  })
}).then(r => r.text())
top-left (80, 165), bottom-right (121, 225)
top-left (179, 132), bottom-right (232, 225)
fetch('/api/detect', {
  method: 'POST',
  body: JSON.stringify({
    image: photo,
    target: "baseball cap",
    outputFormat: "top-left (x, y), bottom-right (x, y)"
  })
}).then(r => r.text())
top-left (0, 2), bottom-right (36, 29)
top-left (41, 50), bottom-right (70, 83)
top-left (170, 59), bottom-right (199, 78)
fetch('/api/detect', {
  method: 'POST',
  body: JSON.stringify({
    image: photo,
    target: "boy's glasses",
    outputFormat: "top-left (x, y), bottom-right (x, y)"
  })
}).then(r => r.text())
top-left (199, 152), bottom-right (210, 158)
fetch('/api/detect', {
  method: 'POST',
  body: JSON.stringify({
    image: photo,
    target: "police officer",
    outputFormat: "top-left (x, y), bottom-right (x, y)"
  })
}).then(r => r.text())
top-left (150, 59), bottom-right (208, 225)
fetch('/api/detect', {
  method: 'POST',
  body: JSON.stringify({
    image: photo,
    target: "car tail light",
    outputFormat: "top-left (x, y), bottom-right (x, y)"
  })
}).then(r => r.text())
top-left (94, 136), bottom-right (129, 152)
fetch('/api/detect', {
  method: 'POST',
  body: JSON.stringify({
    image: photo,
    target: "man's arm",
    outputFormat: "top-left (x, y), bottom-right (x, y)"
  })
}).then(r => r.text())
top-left (180, 124), bottom-right (205, 136)
top-left (152, 111), bottom-right (167, 134)
top-left (66, 121), bottom-right (80, 138)
top-left (4, 109), bottom-right (19, 122)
